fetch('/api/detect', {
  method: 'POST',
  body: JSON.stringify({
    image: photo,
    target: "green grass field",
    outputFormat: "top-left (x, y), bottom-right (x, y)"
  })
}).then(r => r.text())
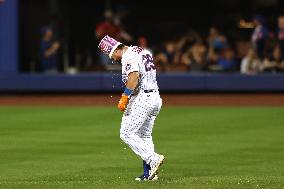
top-left (0, 106), bottom-right (284, 189)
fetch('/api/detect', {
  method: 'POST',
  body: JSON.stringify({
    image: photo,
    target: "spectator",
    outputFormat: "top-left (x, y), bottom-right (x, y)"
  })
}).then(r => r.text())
top-left (251, 15), bottom-right (269, 59)
top-left (95, 10), bottom-right (121, 40)
top-left (207, 27), bottom-right (228, 51)
top-left (95, 10), bottom-right (132, 65)
top-left (277, 15), bottom-right (284, 60)
top-left (213, 48), bottom-right (238, 72)
top-left (138, 36), bottom-right (152, 54)
top-left (39, 26), bottom-right (61, 74)
top-left (154, 40), bottom-right (181, 71)
top-left (240, 48), bottom-right (262, 75)
top-left (207, 27), bottom-right (228, 67)
top-left (181, 41), bottom-right (208, 72)
top-left (262, 45), bottom-right (284, 73)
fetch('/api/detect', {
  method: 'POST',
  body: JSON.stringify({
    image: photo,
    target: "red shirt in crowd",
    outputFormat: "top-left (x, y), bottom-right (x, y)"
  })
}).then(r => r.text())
top-left (96, 21), bottom-right (121, 40)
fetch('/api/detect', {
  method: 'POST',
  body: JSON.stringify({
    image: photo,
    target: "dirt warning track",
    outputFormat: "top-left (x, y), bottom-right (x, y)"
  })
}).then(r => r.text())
top-left (0, 93), bottom-right (284, 106)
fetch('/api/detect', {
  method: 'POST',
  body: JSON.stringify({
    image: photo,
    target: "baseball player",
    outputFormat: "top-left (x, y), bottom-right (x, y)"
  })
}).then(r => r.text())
top-left (98, 35), bottom-right (164, 181)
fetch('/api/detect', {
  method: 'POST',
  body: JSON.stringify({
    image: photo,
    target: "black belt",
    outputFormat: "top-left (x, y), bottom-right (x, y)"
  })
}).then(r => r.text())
top-left (144, 89), bottom-right (155, 93)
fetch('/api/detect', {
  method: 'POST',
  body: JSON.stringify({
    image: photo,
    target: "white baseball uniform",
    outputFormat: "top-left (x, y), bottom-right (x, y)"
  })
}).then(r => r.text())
top-left (119, 46), bottom-right (162, 165)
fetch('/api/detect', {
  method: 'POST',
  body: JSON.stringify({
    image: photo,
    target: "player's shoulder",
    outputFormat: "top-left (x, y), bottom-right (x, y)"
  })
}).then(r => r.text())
top-left (127, 46), bottom-right (150, 56)
top-left (122, 46), bottom-right (142, 62)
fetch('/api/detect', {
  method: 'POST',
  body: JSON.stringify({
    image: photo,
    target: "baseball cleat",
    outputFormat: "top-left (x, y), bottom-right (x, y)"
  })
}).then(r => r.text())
top-left (148, 155), bottom-right (164, 180)
top-left (150, 173), bottom-right (159, 181)
top-left (135, 173), bottom-right (158, 181)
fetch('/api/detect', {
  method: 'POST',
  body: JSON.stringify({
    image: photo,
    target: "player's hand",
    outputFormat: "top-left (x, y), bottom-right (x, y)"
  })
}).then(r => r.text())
top-left (118, 94), bottom-right (129, 112)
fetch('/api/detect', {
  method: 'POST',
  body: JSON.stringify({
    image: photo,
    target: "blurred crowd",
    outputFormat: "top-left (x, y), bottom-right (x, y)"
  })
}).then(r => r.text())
top-left (39, 11), bottom-right (284, 75)
top-left (151, 15), bottom-right (284, 74)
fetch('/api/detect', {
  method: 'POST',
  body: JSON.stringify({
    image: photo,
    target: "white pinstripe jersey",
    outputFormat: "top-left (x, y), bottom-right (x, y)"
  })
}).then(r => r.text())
top-left (121, 46), bottom-right (158, 91)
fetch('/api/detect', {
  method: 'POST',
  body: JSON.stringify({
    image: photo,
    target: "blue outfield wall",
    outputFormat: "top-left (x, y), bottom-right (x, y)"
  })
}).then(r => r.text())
top-left (204, 74), bottom-right (284, 91)
top-left (0, 73), bottom-right (284, 92)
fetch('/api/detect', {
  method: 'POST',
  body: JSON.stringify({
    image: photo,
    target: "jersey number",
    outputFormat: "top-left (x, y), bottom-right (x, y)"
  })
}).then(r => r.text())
top-left (142, 54), bottom-right (155, 72)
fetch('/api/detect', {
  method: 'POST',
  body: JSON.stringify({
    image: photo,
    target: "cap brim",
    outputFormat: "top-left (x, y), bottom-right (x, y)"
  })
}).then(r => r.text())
top-left (109, 42), bottom-right (121, 58)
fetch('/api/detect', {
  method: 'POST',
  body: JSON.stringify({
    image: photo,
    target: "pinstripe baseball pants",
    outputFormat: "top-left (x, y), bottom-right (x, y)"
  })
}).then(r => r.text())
top-left (120, 90), bottom-right (162, 164)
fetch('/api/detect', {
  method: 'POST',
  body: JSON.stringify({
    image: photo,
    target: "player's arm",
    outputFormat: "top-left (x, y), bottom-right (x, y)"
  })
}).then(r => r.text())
top-left (118, 71), bottom-right (139, 112)
top-left (125, 71), bottom-right (139, 92)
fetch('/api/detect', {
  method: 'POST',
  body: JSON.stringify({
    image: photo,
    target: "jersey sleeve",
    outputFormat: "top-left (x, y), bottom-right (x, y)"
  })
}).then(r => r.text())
top-left (124, 55), bottom-right (140, 76)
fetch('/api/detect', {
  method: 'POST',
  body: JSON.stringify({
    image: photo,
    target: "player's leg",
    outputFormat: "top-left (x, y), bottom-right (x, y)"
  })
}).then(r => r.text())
top-left (120, 98), bottom-right (158, 163)
top-left (138, 95), bottom-right (162, 154)
top-left (135, 115), bottom-right (158, 181)
top-left (120, 93), bottom-right (163, 179)
top-left (145, 95), bottom-right (164, 180)
top-left (135, 95), bottom-right (162, 180)
top-left (137, 115), bottom-right (156, 153)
